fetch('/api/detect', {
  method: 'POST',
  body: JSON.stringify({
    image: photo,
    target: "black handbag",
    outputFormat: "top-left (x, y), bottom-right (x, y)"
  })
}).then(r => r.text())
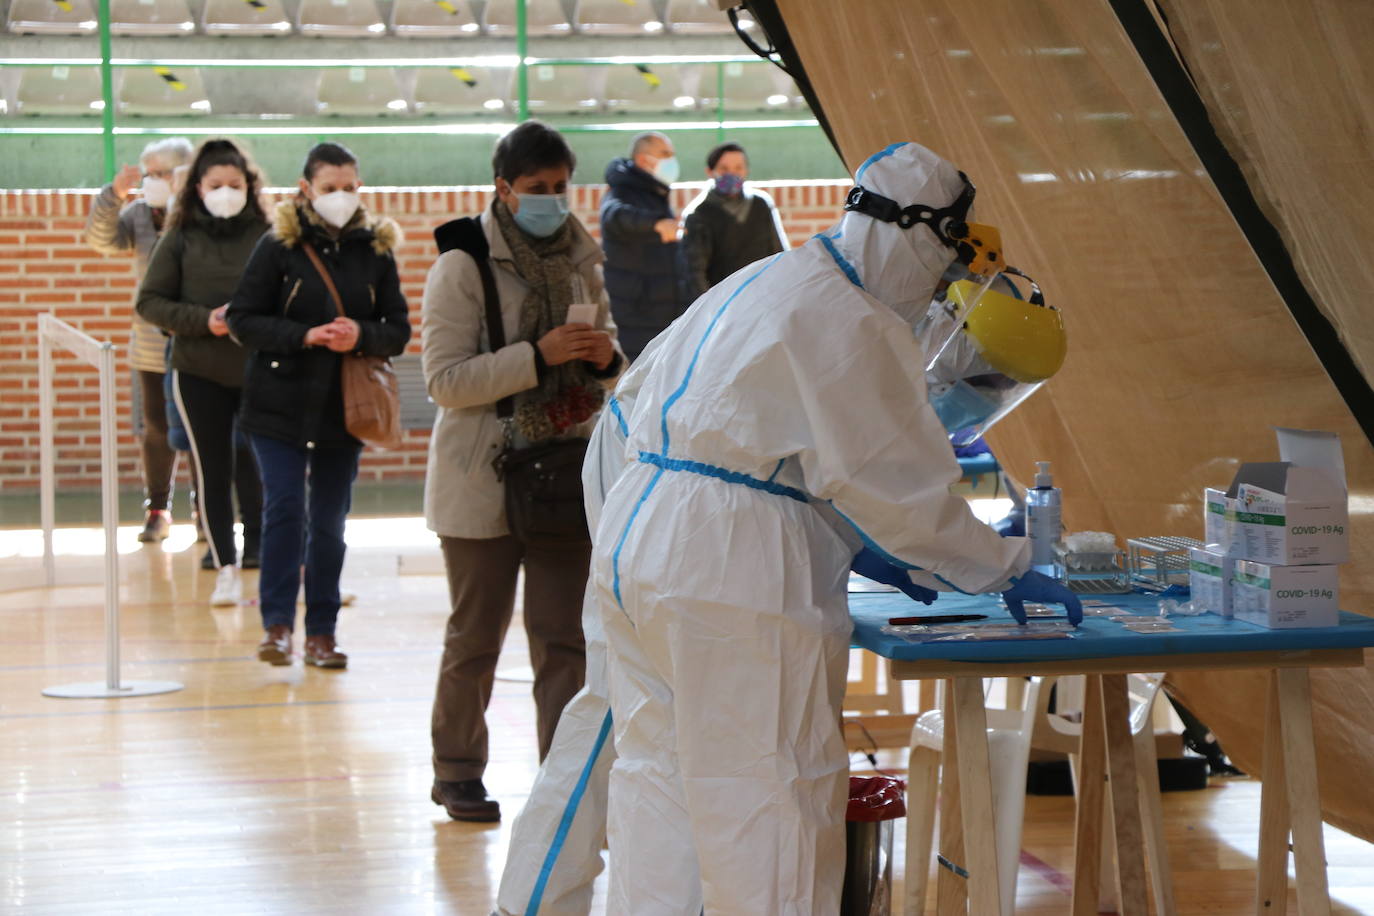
top-left (436, 217), bottom-right (590, 546)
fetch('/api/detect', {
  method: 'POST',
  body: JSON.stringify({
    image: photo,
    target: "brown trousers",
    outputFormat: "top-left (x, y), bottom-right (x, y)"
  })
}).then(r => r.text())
top-left (431, 533), bottom-right (589, 783)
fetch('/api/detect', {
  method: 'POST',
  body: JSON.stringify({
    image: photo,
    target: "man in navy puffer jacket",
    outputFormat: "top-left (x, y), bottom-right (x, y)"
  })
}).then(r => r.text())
top-left (598, 132), bottom-right (684, 361)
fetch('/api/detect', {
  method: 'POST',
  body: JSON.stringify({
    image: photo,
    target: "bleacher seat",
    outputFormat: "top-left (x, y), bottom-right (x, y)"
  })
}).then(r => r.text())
top-left (413, 66), bottom-right (510, 116)
top-left (524, 64), bottom-right (600, 115)
top-left (317, 67), bottom-right (407, 115)
top-left (717, 60), bottom-right (791, 111)
top-left (390, 0), bottom-right (480, 36)
top-left (297, 0), bottom-right (388, 37)
top-left (201, 0), bottom-right (293, 36)
top-left (15, 66), bottom-right (102, 115)
top-left (6, 0), bottom-right (98, 35)
top-left (483, 0), bottom-right (570, 35)
top-left (665, 0), bottom-right (731, 33)
top-left (601, 62), bottom-right (680, 113)
top-left (117, 66), bottom-right (211, 115)
top-left (107, 0), bottom-right (196, 35)
top-left (765, 66), bottom-right (805, 109)
top-left (572, 0), bottom-right (661, 34)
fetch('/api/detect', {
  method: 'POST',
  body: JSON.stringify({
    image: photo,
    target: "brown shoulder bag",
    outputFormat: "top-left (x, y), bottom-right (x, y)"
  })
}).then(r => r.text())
top-left (301, 242), bottom-right (402, 450)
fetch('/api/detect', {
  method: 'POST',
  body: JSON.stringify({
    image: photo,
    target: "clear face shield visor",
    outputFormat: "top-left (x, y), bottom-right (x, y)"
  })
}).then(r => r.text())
top-left (920, 267), bottom-right (1066, 447)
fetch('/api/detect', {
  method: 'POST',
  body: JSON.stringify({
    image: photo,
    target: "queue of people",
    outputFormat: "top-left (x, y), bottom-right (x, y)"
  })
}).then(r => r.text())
top-left (91, 124), bottom-right (1081, 915)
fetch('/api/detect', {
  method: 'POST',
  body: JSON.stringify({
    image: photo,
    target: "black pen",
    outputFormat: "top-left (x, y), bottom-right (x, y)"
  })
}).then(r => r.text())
top-left (888, 613), bottom-right (988, 626)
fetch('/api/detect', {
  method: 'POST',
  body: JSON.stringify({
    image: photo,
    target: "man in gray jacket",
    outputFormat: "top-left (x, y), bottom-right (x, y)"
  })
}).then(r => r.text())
top-left (84, 137), bottom-right (193, 542)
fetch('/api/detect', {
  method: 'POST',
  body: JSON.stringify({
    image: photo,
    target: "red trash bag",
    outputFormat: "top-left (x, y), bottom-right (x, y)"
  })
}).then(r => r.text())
top-left (842, 776), bottom-right (907, 915)
top-left (846, 775), bottom-right (907, 822)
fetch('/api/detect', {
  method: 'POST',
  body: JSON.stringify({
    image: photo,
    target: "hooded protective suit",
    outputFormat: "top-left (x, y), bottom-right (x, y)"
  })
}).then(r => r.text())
top-left (593, 142), bottom-right (1031, 915)
top-left (495, 341), bottom-right (659, 916)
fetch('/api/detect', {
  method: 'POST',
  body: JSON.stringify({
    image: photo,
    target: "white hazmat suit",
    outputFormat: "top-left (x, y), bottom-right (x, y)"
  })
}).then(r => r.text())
top-left (593, 142), bottom-right (1032, 914)
top-left (495, 340), bottom-right (660, 916)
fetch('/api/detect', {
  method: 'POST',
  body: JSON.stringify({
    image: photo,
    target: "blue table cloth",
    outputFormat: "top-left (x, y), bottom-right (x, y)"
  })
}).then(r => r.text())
top-left (849, 589), bottom-right (1374, 664)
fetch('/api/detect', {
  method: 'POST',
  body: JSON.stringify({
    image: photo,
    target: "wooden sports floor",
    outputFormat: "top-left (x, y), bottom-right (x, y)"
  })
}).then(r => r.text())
top-left (2, 519), bottom-right (1371, 914)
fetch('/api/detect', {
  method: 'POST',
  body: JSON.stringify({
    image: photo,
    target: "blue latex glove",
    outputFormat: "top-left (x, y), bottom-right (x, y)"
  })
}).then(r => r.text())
top-left (1001, 570), bottom-right (1083, 625)
top-left (851, 548), bottom-right (938, 605)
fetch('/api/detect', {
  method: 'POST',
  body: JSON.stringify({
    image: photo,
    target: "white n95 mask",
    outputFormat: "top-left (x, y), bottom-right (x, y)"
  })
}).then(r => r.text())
top-left (141, 177), bottom-right (172, 209)
top-left (202, 186), bottom-right (247, 219)
top-left (312, 190), bottom-right (361, 229)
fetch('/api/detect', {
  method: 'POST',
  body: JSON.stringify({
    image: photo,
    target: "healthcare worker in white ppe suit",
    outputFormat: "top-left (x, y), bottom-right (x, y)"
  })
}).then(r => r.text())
top-left (590, 140), bottom-right (1081, 915)
top-left (495, 271), bottom-right (1067, 915)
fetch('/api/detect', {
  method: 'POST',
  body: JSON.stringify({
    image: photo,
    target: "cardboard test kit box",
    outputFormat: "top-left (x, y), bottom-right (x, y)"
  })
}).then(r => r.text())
top-left (1189, 546), bottom-right (1234, 618)
top-left (1232, 560), bottom-right (1339, 629)
top-left (1225, 428), bottom-right (1348, 566)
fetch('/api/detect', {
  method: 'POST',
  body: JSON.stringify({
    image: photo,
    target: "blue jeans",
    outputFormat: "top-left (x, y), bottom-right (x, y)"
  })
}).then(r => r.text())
top-left (251, 433), bottom-right (361, 637)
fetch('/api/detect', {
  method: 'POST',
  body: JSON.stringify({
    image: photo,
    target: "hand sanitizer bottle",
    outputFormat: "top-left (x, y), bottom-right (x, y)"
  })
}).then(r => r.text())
top-left (1027, 461), bottom-right (1061, 573)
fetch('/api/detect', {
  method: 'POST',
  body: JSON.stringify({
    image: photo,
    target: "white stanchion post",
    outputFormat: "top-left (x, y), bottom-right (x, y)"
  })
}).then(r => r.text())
top-left (38, 314), bottom-right (183, 700)
top-left (38, 314), bottom-right (56, 588)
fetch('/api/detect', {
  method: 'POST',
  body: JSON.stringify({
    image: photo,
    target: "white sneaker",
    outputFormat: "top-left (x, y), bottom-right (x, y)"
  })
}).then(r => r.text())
top-left (210, 565), bottom-right (241, 607)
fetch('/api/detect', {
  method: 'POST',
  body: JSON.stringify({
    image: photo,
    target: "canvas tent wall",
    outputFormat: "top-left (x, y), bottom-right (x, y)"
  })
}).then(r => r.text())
top-left (752, 0), bottom-right (1374, 843)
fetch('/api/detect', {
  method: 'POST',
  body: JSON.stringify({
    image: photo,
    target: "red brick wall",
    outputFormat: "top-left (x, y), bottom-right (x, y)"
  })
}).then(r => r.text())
top-left (0, 181), bottom-right (850, 491)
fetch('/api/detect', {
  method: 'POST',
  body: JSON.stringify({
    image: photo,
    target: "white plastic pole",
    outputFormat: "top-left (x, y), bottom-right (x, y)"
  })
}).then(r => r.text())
top-left (38, 314), bottom-right (56, 587)
top-left (38, 314), bottom-right (182, 700)
top-left (98, 341), bottom-right (121, 690)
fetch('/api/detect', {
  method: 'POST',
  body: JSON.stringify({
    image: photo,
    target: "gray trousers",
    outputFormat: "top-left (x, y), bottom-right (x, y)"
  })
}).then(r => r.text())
top-left (431, 534), bottom-right (589, 783)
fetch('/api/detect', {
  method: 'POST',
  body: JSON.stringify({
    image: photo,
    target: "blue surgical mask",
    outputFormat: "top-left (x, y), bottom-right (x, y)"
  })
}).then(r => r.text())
top-left (513, 193), bottom-right (570, 239)
top-left (713, 173), bottom-right (744, 196)
top-left (651, 155), bottom-right (680, 185)
top-left (929, 380), bottom-right (998, 441)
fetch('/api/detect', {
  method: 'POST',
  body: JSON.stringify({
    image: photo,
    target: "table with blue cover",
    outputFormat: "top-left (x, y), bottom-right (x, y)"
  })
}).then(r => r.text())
top-left (848, 589), bottom-right (1374, 916)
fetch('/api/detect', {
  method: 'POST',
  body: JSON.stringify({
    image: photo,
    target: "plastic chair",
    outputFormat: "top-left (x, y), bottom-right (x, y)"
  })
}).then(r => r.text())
top-left (521, 63), bottom-right (599, 116)
top-left (572, 0), bottom-right (661, 34)
top-left (413, 66), bottom-right (511, 116)
top-left (297, 0), bottom-right (387, 37)
top-left (317, 67), bottom-right (407, 115)
top-left (665, 0), bottom-right (732, 34)
top-left (108, 0), bottom-right (195, 35)
top-left (117, 66), bottom-right (211, 115)
top-left (904, 677), bottom-right (1043, 916)
top-left (6, 0), bottom-right (98, 35)
top-left (1029, 673), bottom-right (1177, 916)
top-left (16, 66), bottom-right (102, 115)
top-left (482, 0), bottom-right (570, 36)
top-left (390, 0), bottom-right (480, 37)
top-left (201, 0), bottom-right (292, 35)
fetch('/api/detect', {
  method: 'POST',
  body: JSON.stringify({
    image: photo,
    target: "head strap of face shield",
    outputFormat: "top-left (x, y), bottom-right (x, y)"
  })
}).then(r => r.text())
top-left (1000, 265), bottom-right (1048, 308)
top-left (843, 171), bottom-right (977, 252)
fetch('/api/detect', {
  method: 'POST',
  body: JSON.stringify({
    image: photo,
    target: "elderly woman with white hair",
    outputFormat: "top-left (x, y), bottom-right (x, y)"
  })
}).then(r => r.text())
top-left (84, 136), bottom-right (195, 543)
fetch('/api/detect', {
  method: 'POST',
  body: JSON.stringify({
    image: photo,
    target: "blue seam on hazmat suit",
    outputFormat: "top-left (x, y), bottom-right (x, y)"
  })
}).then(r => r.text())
top-left (611, 256), bottom-right (784, 609)
top-left (525, 710), bottom-right (615, 916)
top-left (766, 458), bottom-right (785, 483)
top-left (854, 141), bottom-right (908, 183)
top-left (611, 466), bottom-right (665, 609)
top-left (638, 451), bottom-right (808, 503)
top-left (815, 234), bottom-right (863, 289)
top-left (607, 395), bottom-right (628, 437)
top-left (831, 504), bottom-right (973, 596)
top-left (659, 255), bottom-right (783, 452)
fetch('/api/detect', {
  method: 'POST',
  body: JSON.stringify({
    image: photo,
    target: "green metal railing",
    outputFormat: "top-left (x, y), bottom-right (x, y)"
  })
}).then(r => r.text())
top-left (0, 0), bottom-right (818, 181)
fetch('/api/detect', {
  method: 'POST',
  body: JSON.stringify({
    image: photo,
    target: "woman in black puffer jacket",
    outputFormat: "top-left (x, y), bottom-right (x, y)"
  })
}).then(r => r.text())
top-left (227, 142), bottom-right (410, 669)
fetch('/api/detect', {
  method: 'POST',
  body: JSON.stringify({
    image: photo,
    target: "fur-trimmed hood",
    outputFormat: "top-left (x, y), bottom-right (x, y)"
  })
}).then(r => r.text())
top-left (272, 198), bottom-right (401, 255)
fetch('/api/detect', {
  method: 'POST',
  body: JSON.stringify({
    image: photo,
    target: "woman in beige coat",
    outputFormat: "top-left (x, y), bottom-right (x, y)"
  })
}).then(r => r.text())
top-left (421, 122), bottom-right (624, 822)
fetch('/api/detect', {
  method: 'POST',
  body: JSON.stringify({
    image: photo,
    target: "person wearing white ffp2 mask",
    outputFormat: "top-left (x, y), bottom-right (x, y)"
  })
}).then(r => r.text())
top-left (136, 138), bottom-right (270, 611)
top-left (82, 135), bottom-right (195, 546)
top-left (224, 141), bottom-right (411, 671)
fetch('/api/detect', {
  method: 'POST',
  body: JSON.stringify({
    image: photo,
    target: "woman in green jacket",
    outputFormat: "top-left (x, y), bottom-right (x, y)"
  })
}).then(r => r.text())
top-left (137, 138), bottom-right (270, 608)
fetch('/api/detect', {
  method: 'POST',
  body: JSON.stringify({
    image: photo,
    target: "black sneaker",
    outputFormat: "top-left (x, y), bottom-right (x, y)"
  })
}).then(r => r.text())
top-left (431, 779), bottom-right (500, 822)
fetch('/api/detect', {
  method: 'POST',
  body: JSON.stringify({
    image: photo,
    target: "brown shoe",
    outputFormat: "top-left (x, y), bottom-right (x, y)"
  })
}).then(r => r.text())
top-left (431, 780), bottom-right (500, 822)
top-left (138, 509), bottom-right (171, 543)
top-left (257, 625), bottom-right (293, 666)
top-left (303, 635), bottom-right (348, 669)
